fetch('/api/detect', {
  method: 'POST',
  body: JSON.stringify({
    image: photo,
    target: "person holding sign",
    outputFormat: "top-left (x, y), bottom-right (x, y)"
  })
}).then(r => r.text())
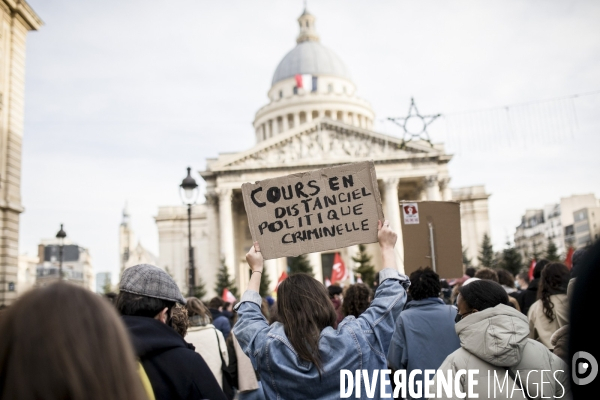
top-left (232, 220), bottom-right (409, 400)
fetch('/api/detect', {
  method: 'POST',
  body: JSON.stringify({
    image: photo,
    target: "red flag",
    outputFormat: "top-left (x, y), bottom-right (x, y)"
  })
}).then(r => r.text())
top-left (222, 288), bottom-right (236, 303)
top-left (564, 247), bottom-right (574, 270)
top-left (295, 74), bottom-right (303, 88)
top-left (275, 271), bottom-right (288, 292)
top-left (330, 253), bottom-right (346, 285)
top-left (528, 259), bottom-right (536, 281)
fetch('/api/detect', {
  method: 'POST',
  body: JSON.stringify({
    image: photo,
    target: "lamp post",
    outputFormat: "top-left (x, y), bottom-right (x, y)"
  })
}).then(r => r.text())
top-left (180, 167), bottom-right (199, 297)
top-left (56, 224), bottom-right (67, 280)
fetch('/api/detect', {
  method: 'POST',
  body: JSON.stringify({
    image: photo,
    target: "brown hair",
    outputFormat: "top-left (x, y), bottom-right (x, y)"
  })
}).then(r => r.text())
top-left (208, 296), bottom-right (224, 309)
top-left (261, 298), bottom-right (270, 320)
top-left (342, 283), bottom-right (372, 318)
top-left (185, 297), bottom-right (212, 326)
top-left (538, 263), bottom-right (569, 321)
top-left (474, 267), bottom-right (499, 282)
top-left (496, 269), bottom-right (515, 288)
top-left (277, 274), bottom-right (337, 375)
top-left (0, 282), bottom-right (147, 400)
top-left (171, 304), bottom-right (190, 337)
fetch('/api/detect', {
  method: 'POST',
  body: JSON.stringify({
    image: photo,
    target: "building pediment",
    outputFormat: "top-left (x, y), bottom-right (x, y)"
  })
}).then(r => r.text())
top-left (208, 118), bottom-right (445, 172)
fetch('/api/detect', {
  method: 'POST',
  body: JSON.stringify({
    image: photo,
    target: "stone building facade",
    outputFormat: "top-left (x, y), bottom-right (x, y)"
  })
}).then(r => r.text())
top-left (156, 9), bottom-right (490, 298)
top-left (0, 0), bottom-right (41, 306)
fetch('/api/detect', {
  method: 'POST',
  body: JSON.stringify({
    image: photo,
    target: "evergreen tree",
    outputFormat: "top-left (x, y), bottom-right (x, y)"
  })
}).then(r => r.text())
top-left (192, 276), bottom-right (207, 300)
top-left (462, 246), bottom-right (473, 269)
top-left (258, 267), bottom-right (271, 297)
top-left (288, 254), bottom-right (313, 276)
top-left (545, 238), bottom-right (560, 262)
top-left (478, 233), bottom-right (494, 268)
top-left (214, 259), bottom-right (239, 299)
top-left (352, 244), bottom-right (376, 287)
top-left (102, 275), bottom-right (113, 294)
top-left (499, 240), bottom-right (523, 276)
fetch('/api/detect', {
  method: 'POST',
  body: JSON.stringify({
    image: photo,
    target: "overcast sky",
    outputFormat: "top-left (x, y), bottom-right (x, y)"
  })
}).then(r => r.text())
top-left (21, 0), bottom-right (600, 280)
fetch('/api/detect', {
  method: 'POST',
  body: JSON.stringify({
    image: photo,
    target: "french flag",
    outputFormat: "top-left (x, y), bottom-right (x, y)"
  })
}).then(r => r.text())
top-left (295, 74), bottom-right (317, 92)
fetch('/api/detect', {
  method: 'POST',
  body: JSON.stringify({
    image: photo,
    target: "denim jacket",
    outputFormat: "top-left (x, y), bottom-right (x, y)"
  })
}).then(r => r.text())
top-left (233, 268), bottom-right (409, 400)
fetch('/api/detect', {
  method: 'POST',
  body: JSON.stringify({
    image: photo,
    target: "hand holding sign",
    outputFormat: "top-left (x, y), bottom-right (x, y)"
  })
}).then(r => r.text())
top-left (246, 242), bottom-right (264, 273)
top-left (241, 161), bottom-right (384, 259)
top-left (378, 220), bottom-right (397, 250)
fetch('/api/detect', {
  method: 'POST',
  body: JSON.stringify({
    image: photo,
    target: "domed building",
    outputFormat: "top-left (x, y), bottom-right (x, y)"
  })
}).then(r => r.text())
top-left (253, 10), bottom-right (375, 142)
top-left (155, 9), bottom-right (490, 297)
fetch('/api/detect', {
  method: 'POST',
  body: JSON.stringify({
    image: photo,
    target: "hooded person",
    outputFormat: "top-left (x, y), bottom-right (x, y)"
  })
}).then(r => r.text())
top-left (116, 264), bottom-right (226, 400)
top-left (429, 280), bottom-right (570, 400)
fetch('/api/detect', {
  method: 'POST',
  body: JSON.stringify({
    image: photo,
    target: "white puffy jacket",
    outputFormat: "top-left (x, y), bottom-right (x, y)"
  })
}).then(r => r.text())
top-left (429, 304), bottom-right (570, 399)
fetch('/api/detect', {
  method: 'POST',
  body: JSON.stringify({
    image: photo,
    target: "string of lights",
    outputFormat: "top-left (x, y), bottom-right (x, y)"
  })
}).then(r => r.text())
top-left (381, 90), bottom-right (600, 154)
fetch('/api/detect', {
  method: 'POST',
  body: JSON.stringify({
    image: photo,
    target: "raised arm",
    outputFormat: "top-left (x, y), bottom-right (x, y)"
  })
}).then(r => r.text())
top-left (232, 243), bottom-right (269, 368)
top-left (354, 220), bottom-right (409, 353)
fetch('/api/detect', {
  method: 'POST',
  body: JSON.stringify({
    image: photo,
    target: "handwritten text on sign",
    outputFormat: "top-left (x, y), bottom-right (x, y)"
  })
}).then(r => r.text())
top-left (241, 161), bottom-right (384, 260)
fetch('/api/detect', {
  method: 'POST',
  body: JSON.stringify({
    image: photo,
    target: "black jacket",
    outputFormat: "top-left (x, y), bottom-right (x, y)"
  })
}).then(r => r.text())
top-left (511, 278), bottom-right (539, 316)
top-left (123, 316), bottom-right (227, 400)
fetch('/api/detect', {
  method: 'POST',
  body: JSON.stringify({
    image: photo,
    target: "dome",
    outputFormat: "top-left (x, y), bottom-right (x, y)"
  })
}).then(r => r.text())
top-left (271, 41), bottom-right (351, 85)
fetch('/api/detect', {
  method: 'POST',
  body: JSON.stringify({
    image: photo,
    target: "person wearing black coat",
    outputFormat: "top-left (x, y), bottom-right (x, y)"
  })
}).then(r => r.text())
top-left (116, 264), bottom-right (227, 400)
top-left (511, 259), bottom-right (549, 316)
top-left (123, 315), bottom-right (226, 400)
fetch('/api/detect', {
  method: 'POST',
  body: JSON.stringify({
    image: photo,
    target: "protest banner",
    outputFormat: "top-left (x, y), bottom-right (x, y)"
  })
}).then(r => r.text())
top-left (400, 201), bottom-right (463, 279)
top-left (242, 161), bottom-right (384, 260)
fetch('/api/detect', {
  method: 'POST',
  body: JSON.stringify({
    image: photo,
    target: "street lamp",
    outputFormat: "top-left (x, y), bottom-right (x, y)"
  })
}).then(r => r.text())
top-left (56, 224), bottom-right (67, 280)
top-left (180, 167), bottom-right (199, 297)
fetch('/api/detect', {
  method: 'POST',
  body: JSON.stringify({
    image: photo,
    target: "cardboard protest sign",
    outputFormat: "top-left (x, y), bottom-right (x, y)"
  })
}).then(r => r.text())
top-left (400, 201), bottom-right (463, 279)
top-left (242, 161), bottom-right (384, 260)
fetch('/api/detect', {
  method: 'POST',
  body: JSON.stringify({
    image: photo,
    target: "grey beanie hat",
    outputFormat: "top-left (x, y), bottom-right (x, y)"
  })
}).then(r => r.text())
top-left (119, 264), bottom-right (186, 305)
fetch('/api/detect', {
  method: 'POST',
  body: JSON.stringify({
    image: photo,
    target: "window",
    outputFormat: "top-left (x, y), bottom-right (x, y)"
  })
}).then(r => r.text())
top-left (279, 90), bottom-right (283, 99)
top-left (328, 84), bottom-right (333, 93)
top-left (293, 86), bottom-right (298, 95)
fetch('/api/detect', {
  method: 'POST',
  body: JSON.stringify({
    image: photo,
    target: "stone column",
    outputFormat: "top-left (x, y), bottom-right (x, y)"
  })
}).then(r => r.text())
top-left (342, 111), bottom-right (348, 124)
top-left (293, 113), bottom-right (300, 128)
top-left (265, 258), bottom-right (278, 294)
top-left (347, 245), bottom-right (359, 283)
top-left (425, 176), bottom-right (441, 201)
top-left (308, 252), bottom-right (323, 282)
top-left (439, 177), bottom-right (452, 201)
top-left (331, 110), bottom-right (338, 120)
top-left (306, 110), bottom-right (313, 122)
top-left (282, 114), bottom-right (289, 132)
top-left (382, 178), bottom-right (404, 273)
top-left (205, 190), bottom-right (220, 297)
top-left (217, 187), bottom-right (236, 280)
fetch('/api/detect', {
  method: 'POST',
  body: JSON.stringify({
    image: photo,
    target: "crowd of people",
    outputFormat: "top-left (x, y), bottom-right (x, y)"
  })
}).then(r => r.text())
top-left (0, 219), bottom-right (595, 399)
